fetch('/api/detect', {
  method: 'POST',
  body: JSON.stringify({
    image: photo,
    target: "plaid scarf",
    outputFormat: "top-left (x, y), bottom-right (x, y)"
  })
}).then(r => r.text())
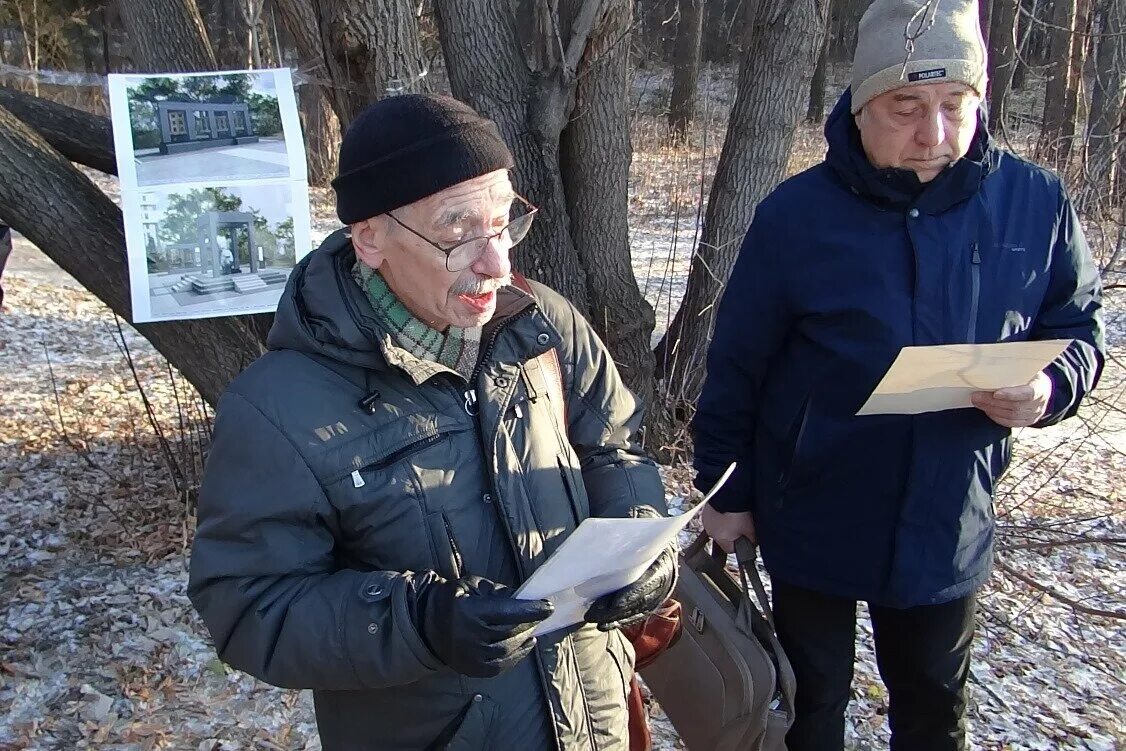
top-left (352, 261), bottom-right (481, 380)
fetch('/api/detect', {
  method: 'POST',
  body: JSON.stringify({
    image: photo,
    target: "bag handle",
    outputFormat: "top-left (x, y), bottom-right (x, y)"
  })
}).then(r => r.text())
top-left (734, 538), bottom-right (775, 629)
top-left (705, 534), bottom-right (775, 628)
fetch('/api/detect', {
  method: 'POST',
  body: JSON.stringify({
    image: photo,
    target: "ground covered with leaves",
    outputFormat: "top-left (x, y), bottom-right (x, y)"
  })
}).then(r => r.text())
top-left (2, 105), bottom-right (1125, 748)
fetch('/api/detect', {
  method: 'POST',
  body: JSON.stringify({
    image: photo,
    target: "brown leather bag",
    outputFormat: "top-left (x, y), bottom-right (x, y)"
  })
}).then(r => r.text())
top-left (639, 534), bottom-right (796, 751)
top-left (623, 600), bottom-right (683, 751)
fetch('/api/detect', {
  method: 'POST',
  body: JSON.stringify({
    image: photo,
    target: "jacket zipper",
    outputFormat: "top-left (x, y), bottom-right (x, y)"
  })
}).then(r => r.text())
top-left (463, 304), bottom-right (564, 750)
top-left (968, 242), bottom-right (981, 342)
top-left (350, 433), bottom-right (445, 488)
top-left (463, 308), bottom-right (536, 415)
top-left (442, 516), bottom-right (464, 577)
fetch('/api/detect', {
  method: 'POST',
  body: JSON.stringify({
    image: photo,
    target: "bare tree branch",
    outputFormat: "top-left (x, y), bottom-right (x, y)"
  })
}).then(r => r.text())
top-left (563, 0), bottom-right (605, 75)
top-left (996, 557), bottom-right (1126, 620)
top-left (0, 85), bottom-right (115, 174)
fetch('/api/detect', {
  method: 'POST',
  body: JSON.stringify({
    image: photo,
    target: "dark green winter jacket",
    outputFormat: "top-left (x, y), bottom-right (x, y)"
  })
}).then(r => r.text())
top-left (188, 229), bottom-right (666, 750)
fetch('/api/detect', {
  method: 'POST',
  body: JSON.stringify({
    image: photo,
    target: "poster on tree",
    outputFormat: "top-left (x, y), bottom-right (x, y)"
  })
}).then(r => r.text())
top-left (107, 68), bottom-right (313, 323)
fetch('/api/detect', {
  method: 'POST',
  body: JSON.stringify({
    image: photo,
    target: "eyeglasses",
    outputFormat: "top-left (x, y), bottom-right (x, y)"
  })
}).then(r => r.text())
top-left (387, 193), bottom-right (539, 272)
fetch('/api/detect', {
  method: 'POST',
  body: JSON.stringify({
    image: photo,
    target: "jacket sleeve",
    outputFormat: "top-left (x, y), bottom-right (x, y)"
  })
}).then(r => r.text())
top-left (188, 391), bottom-right (442, 690)
top-left (559, 301), bottom-right (666, 520)
top-left (691, 213), bottom-right (792, 513)
top-left (1031, 188), bottom-right (1105, 427)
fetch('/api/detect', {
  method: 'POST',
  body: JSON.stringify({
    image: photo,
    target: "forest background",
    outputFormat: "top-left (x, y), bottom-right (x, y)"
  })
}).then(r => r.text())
top-left (0, 0), bottom-right (1123, 748)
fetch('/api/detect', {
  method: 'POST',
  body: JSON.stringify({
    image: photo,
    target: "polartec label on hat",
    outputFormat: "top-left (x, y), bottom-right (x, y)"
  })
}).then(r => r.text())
top-left (908, 67), bottom-right (947, 82)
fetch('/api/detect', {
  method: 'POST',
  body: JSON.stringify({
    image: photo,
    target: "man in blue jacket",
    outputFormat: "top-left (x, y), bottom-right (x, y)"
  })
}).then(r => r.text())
top-left (693, 1), bottom-right (1104, 749)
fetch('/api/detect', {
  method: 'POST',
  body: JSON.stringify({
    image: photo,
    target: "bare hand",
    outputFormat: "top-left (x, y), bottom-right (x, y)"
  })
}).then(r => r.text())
top-left (701, 505), bottom-right (756, 553)
top-left (971, 371), bottom-right (1053, 428)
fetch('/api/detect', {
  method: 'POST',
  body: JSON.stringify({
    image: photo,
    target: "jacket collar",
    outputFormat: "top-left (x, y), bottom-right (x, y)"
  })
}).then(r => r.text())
top-left (268, 228), bottom-right (544, 385)
top-left (824, 89), bottom-right (1000, 214)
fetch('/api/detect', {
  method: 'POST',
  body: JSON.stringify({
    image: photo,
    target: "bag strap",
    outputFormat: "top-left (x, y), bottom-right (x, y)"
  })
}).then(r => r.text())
top-left (705, 534), bottom-right (775, 628)
top-left (510, 272), bottom-right (568, 430)
top-left (734, 537), bottom-right (776, 629)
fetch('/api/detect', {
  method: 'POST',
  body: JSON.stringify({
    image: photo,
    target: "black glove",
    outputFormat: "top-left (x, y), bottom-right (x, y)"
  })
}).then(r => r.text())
top-left (584, 545), bottom-right (678, 632)
top-left (411, 574), bottom-right (554, 678)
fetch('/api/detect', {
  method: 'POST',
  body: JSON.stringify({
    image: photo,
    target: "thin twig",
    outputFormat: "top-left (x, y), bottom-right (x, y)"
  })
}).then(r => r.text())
top-left (995, 557), bottom-right (1126, 620)
top-left (999, 536), bottom-right (1126, 552)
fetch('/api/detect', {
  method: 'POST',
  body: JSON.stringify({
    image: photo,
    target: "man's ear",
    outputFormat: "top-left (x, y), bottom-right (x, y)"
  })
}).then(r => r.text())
top-left (351, 217), bottom-right (387, 269)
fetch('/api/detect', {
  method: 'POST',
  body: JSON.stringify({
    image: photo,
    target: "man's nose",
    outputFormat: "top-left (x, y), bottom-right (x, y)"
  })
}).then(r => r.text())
top-left (915, 109), bottom-right (945, 149)
top-left (471, 234), bottom-right (512, 279)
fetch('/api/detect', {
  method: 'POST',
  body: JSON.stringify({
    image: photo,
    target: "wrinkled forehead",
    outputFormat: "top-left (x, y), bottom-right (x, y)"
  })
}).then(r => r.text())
top-left (877, 81), bottom-right (978, 106)
top-left (414, 170), bottom-right (514, 227)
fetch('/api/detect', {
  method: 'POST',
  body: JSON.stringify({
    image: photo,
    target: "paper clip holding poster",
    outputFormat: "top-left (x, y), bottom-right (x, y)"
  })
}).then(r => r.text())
top-left (516, 462), bottom-right (737, 636)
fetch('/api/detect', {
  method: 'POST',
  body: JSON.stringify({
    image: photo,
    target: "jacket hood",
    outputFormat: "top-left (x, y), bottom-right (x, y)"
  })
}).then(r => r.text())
top-left (267, 229), bottom-right (390, 370)
top-left (824, 88), bottom-right (1000, 213)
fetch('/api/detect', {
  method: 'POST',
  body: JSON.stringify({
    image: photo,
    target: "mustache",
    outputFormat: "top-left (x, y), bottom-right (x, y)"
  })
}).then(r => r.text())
top-left (450, 274), bottom-right (510, 295)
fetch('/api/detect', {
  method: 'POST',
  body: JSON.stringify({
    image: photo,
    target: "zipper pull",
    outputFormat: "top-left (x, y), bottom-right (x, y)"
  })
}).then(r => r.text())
top-left (514, 402), bottom-right (523, 419)
top-left (463, 389), bottom-right (479, 416)
top-left (971, 242), bottom-right (981, 264)
top-left (351, 470), bottom-right (366, 488)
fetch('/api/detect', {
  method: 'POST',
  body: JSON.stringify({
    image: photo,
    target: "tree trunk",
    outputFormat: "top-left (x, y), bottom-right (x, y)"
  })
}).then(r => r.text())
top-left (987, 0), bottom-right (1020, 132)
top-left (637, 0), bottom-right (677, 66)
top-left (0, 85), bottom-right (115, 174)
top-left (322, 0), bottom-right (430, 129)
top-left (1040, 0), bottom-right (1078, 166)
top-left (272, 0), bottom-right (429, 132)
top-left (434, 0), bottom-right (661, 399)
top-left (1084, 0), bottom-right (1126, 213)
top-left (561, 0), bottom-right (657, 403)
top-left (806, 18), bottom-right (831, 123)
top-left (1013, 0), bottom-right (1034, 90)
top-left (116, 0), bottom-right (216, 71)
top-left (0, 104), bottom-right (262, 405)
top-left (653, 0), bottom-right (829, 407)
top-left (831, 0), bottom-right (867, 63)
top-left (981, 0), bottom-right (995, 46)
top-left (271, 0), bottom-right (341, 187)
top-left (1061, 0), bottom-right (1092, 165)
top-left (297, 84), bottom-right (342, 188)
top-left (668, 0), bottom-right (705, 140)
top-left (432, 0), bottom-right (591, 309)
top-left (205, 0), bottom-right (249, 68)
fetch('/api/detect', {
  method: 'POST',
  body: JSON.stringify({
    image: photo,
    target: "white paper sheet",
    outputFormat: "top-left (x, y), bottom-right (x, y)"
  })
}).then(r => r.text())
top-left (515, 463), bottom-right (736, 636)
top-left (857, 340), bottom-right (1072, 416)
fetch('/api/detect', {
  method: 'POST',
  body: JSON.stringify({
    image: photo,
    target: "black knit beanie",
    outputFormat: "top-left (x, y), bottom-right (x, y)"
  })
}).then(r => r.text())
top-left (331, 94), bottom-right (515, 225)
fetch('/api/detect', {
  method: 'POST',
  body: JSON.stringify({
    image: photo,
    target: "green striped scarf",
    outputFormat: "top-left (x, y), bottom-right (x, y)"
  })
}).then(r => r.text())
top-left (352, 261), bottom-right (481, 380)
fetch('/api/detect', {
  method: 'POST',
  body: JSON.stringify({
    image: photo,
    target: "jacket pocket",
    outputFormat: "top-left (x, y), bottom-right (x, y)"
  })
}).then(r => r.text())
top-left (320, 418), bottom-right (470, 488)
top-left (434, 694), bottom-right (498, 751)
top-left (426, 511), bottom-right (464, 580)
top-left (558, 456), bottom-right (589, 524)
top-left (777, 395), bottom-right (813, 494)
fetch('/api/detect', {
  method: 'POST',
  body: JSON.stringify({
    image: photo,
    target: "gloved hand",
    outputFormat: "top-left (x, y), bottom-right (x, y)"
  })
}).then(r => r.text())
top-left (584, 545), bottom-right (678, 632)
top-left (411, 574), bottom-right (554, 678)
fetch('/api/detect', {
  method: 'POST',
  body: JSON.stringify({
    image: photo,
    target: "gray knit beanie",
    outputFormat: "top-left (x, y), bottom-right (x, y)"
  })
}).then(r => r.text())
top-left (851, 0), bottom-right (988, 113)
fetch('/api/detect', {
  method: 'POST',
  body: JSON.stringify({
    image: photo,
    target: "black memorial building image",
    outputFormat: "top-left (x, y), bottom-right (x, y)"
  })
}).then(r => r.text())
top-left (154, 100), bottom-right (259, 154)
top-left (125, 71), bottom-right (294, 186)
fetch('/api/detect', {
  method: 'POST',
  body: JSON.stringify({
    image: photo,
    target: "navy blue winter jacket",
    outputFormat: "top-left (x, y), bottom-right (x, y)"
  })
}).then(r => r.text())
top-left (692, 91), bottom-right (1105, 608)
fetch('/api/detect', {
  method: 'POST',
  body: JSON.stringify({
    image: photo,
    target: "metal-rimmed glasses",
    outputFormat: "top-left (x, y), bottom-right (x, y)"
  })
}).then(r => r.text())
top-left (387, 193), bottom-right (539, 272)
